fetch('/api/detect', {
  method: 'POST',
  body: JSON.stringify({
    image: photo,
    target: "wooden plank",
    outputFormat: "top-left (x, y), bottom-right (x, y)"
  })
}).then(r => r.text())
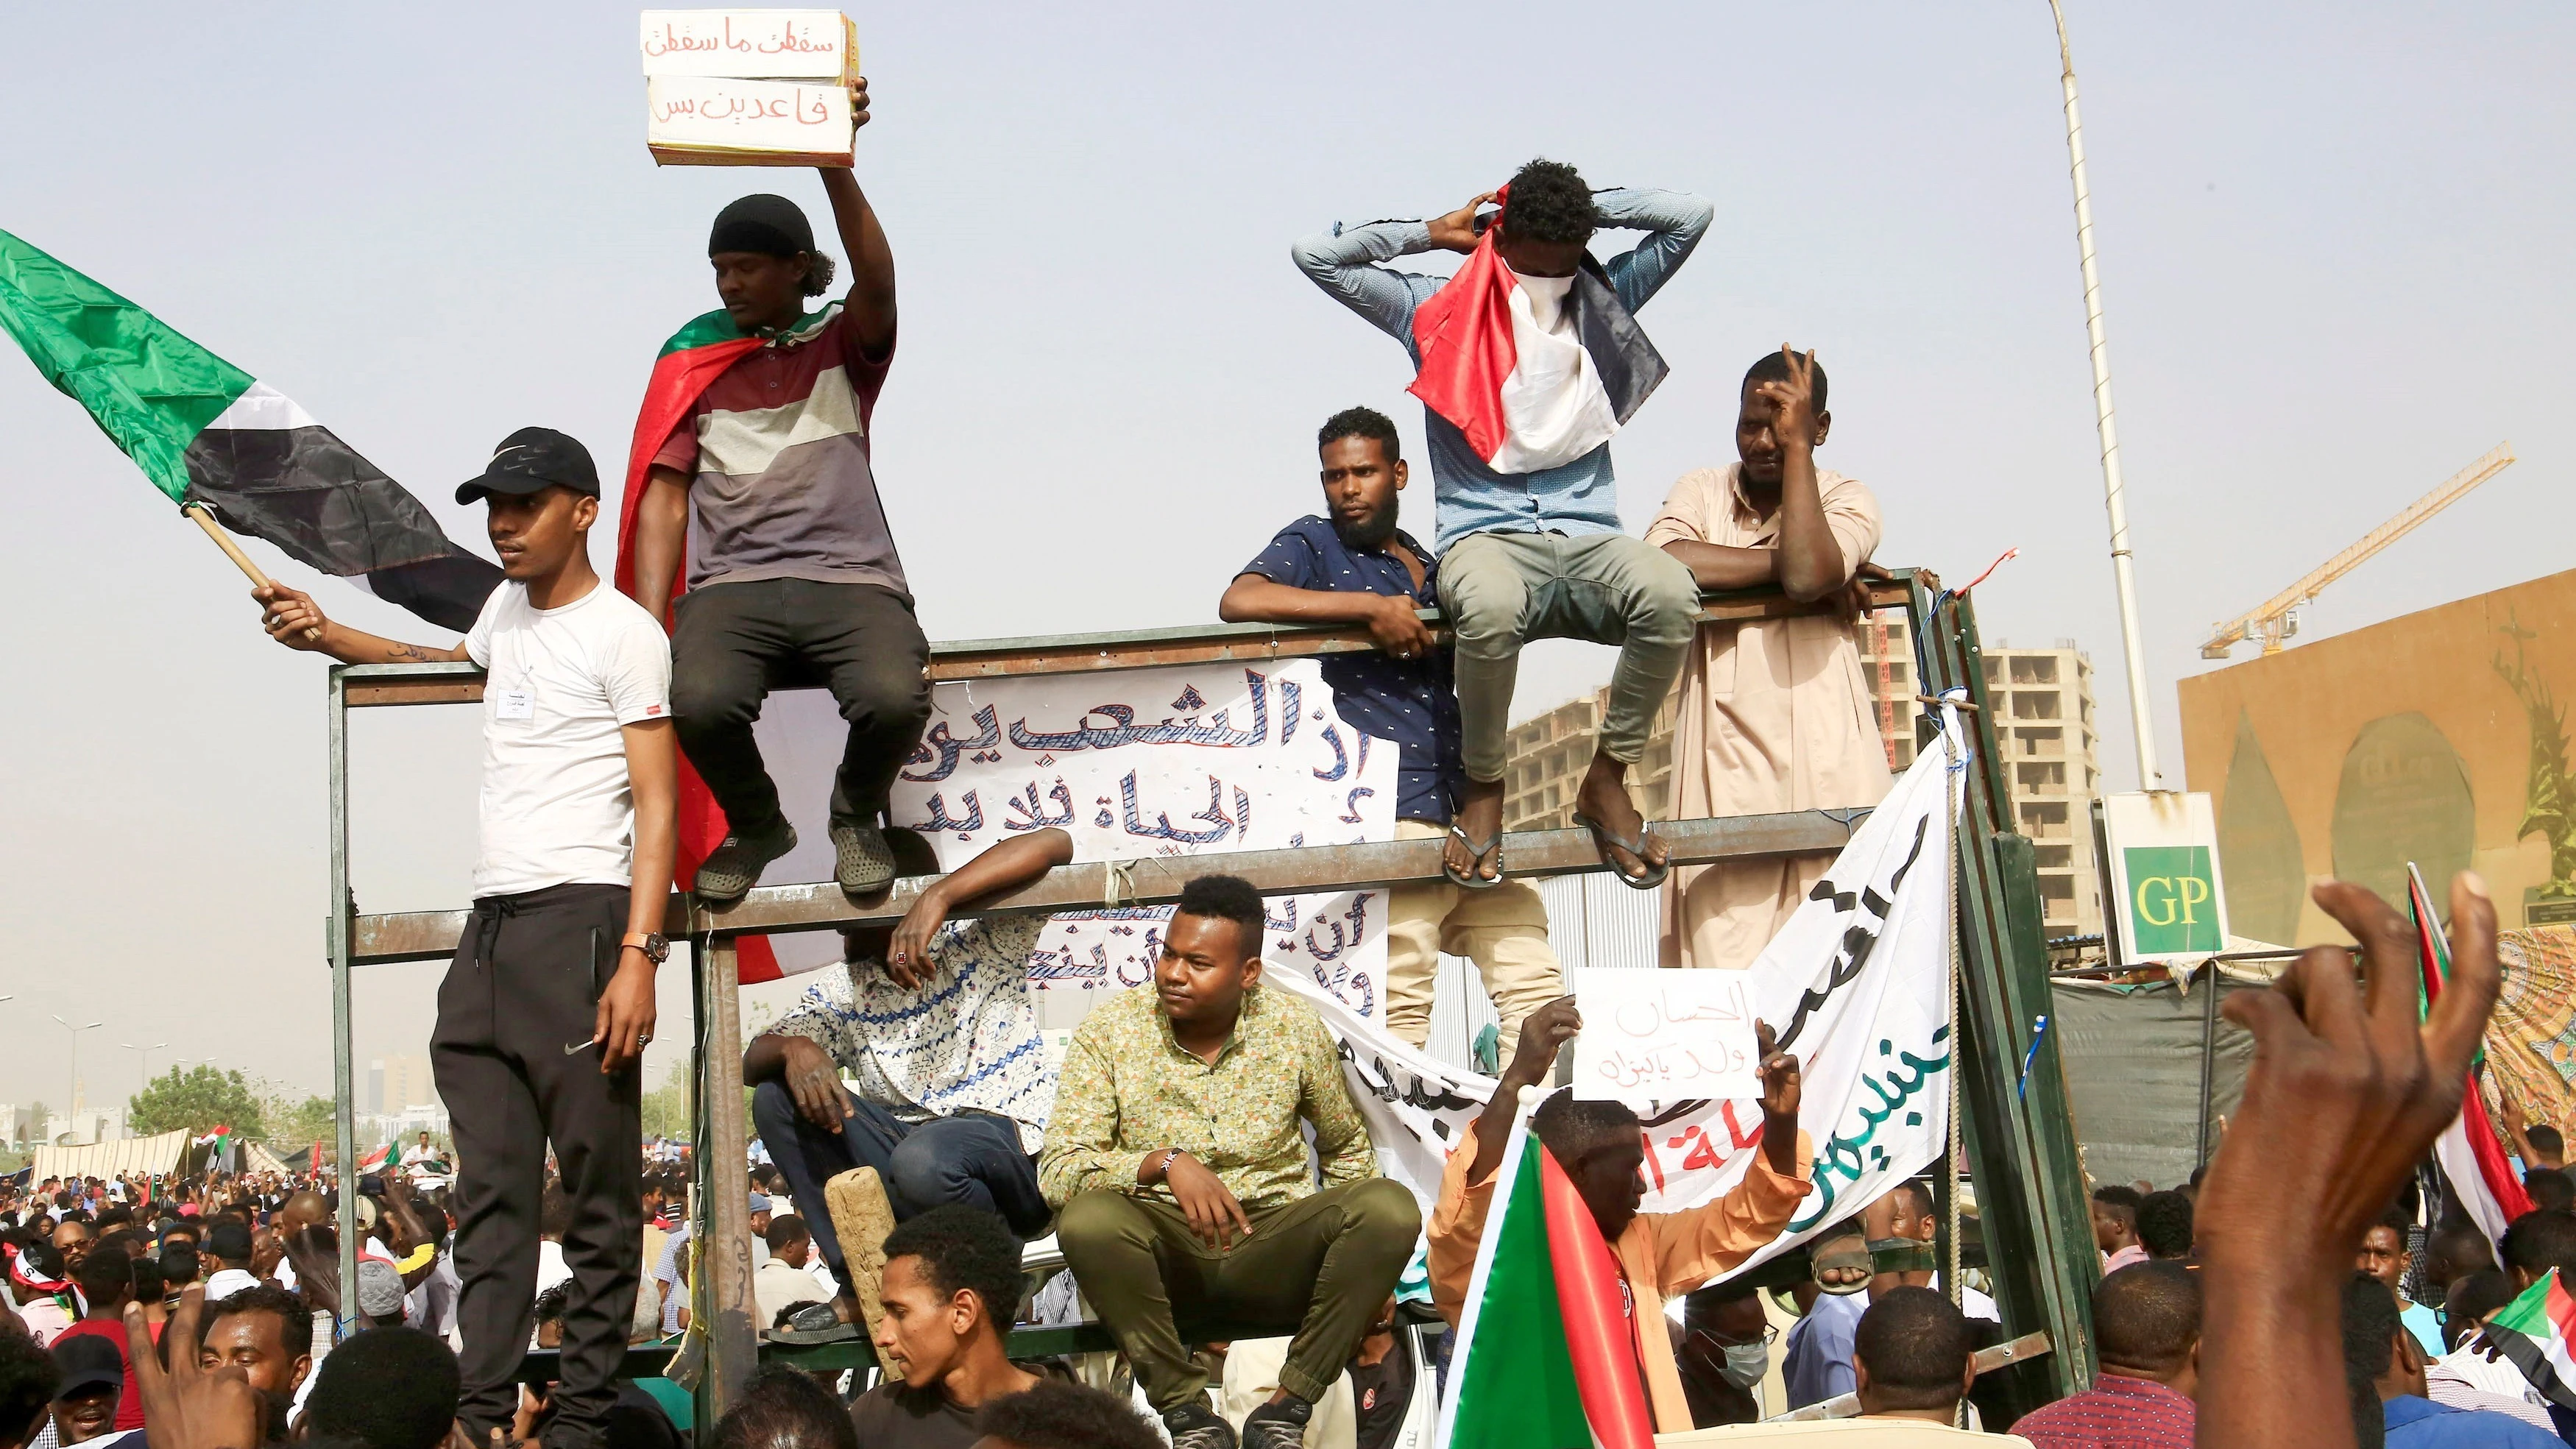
top-left (693, 938), bottom-right (759, 1422)
top-left (347, 809), bottom-right (1866, 964)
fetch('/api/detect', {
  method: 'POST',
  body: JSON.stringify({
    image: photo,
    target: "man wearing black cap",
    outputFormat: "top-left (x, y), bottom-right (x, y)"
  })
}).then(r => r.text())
top-left (252, 427), bottom-right (676, 1449)
top-left (624, 77), bottom-right (930, 904)
top-left (44, 1335), bottom-right (128, 1447)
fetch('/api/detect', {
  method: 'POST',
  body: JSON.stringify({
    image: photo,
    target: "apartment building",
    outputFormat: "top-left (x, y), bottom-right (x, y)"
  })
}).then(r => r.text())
top-left (1501, 620), bottom-right (2104, 938)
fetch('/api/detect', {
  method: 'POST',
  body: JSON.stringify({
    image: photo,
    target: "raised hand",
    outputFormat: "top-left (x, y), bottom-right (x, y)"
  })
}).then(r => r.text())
top-left (1427, 191), bottom-right (1500, 254)
top-left (1754, 1019), bottom-right (1802, 1124)
top-left (132, 1285), bottom-right (264, 1449)
top-left (848, 76), bottom-right (871, 138)
top-left (1750, 346), bottom-right (1822, 452)
top-left (2194, 874), bottom-right (2500, 1449)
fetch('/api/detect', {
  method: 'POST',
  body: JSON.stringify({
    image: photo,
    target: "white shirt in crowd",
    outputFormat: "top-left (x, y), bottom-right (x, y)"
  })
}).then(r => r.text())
top-left (462, 578), bottom-right (672, 899)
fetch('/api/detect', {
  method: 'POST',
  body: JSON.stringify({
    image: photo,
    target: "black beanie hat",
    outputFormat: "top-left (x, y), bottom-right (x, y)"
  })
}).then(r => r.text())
top-left (709, 194), bottom-right (815, 258)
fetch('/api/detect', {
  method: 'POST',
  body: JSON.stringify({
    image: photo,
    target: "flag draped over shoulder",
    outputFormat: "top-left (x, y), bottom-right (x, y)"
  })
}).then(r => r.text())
top-left (1406, 213), bottom-right (1666, 475)
top-left (2488, 1269), bottom-right (2576, 1411)
top-left (0, 230), bottom-right (500, 631)
top-left (2414, 862), bottom-right (2533, 1242)
top-left (611, 311), bottom-right (773, 967)
top-left (1438, 1099), bottom-right (1655, 1449)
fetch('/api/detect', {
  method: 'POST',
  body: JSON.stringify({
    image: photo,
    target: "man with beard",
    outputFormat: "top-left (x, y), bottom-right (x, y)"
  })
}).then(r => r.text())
top-left (200, 1286), bottom-right (313, 1440)
top-left (1219, 406), bottom-right (1563, 1060)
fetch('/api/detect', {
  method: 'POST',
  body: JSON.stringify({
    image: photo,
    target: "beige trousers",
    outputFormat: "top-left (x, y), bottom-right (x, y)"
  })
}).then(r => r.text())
top-left (1661, 851), bottom-right (1839, 969)
top-left (1381, 819), bottom-right (1566, 1061)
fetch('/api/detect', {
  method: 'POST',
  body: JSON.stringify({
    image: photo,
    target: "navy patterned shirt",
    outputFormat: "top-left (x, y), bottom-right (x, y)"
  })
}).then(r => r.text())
top-left (1240, 516), bottom-right (1461, 824)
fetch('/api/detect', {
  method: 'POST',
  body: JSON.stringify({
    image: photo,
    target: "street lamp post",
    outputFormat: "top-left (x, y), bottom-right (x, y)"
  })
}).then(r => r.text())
top-left (52, 1016), bottom-right (105, 1135)
top-left (2045, 0), bottom-right (2162, 787)
top-left (121, 1041), bottom-right (170, 1098)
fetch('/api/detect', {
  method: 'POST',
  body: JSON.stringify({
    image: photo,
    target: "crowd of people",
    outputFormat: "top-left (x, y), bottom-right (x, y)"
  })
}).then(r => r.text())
top-left (0, 63), bottom-right (2534, 1449)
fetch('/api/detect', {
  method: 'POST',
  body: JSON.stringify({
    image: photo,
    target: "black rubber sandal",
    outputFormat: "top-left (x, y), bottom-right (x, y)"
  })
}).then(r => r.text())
top-left (1443, 823), bottom-right (1506, 890)
top-left (1572, 812), bottom-right (1671, 890)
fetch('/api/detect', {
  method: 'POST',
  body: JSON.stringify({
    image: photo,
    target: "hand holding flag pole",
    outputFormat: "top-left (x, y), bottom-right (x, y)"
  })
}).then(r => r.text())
top-left (184, 504), bottom-right (318, 641)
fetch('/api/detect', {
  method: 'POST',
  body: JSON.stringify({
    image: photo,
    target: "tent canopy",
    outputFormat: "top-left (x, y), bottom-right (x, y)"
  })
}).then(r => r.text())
top-left (29, 1128), bottom-right (191, 1184)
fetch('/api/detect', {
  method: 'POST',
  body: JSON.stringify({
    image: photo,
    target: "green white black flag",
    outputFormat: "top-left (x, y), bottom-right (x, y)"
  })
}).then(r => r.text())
top-left (0, 230), bottom-right (499, 630)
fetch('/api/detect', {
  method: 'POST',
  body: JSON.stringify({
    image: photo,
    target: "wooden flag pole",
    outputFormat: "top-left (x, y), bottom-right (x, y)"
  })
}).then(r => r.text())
top-left (187, 504), bottom-right (319, 640)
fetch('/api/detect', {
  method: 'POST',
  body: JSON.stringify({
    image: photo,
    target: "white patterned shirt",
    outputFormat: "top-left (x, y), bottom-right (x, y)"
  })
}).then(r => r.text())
top-left (768, 915), bottom-right (1055, 1154)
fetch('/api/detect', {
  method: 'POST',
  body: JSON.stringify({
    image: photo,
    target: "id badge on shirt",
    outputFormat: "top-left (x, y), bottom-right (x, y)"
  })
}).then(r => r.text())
top-left (495, 686), bottom-right (535, 722)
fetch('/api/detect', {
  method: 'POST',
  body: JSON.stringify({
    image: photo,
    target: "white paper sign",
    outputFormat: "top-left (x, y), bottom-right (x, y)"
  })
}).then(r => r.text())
top-left (1290, 704), bottom-right (1972, 1283)
top-left (1570, 969), bottom-right (1760, 1102)
top-left (882, 659), bottom-right (1398, 1013)
top-left (640, 11), bottom-right (854, 78)
top-left (645, 76), bottom-right (854, 162)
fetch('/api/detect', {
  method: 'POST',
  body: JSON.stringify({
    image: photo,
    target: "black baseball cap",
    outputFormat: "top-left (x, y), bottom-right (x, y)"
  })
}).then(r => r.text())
top-left (455, 427), bottom-right (601, 503)
top-left (51, 1333), bottom-right (122, 1397)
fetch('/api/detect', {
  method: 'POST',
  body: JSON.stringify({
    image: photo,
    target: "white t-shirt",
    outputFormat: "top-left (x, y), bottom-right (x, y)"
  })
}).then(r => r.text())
top-left (463, 579), bottom-right (672, 899)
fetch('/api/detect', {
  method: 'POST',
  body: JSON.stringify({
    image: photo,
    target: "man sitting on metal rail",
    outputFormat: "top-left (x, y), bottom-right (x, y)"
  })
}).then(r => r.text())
top-left (1043, 875), bottom-right (1421, 1449)
top-left (1646, 347), bottom-right (1894, 970)
top-left (251, 426), bottom-right (678, 1449)
top-left (623, 78), bottom-right (933, 907)
top-left (744, 827), bottom-right (1069, 1340)
top-left (1292, 160), bottom-right (1714, 893)
top-left (1217, 404), bottom-right (1564, 1063)
top-left (1426, 997), bottom-right (1811, 1435)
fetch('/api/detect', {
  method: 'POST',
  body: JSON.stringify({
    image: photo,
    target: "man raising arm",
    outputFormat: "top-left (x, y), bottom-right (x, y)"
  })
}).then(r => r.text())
top-left (1645, 347), bottom-right (1894, 969)
top-left (628, 77), bottom-right (930, 907)
top-left (1429, 996), bottom-right (1811, 1434)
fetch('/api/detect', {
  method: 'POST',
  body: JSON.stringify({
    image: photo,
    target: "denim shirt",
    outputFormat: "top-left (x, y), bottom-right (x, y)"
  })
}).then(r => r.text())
top-left (1291, 188), bottom-right (1715, 552)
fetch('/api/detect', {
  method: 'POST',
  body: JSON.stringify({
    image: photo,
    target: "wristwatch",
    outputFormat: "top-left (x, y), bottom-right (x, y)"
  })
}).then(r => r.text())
top-left (622, 932), bottom-right (670, 963)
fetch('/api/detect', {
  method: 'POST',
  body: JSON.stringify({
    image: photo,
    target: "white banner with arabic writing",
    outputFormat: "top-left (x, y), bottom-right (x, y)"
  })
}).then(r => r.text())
top-left (873, 659), bottom-right (1398, 1007)
top-left (1274, 708), bottom-right (1967, 1277)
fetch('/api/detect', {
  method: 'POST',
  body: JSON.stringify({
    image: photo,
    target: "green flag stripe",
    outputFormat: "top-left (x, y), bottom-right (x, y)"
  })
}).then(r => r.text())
top-left (0, 230), bottom-right (255, 501)
top-left (1448, 1139), bottom-right (1593, 1447)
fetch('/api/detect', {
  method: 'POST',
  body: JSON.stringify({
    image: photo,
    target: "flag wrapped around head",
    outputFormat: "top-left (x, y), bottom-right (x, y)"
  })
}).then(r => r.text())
top-left (2413, 862), bottom-right (2533, 1241)
top-left (1405, 188), bottom-right (1666, 476)
top-left (1437, 1091), bottom-right (1655, 1449)
top-left (0, 230), bottom-right (501, 631)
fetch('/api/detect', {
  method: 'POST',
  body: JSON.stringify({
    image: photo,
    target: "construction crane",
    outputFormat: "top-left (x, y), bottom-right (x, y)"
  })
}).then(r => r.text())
top-left (2200, 442), bottom-right (2516, 659)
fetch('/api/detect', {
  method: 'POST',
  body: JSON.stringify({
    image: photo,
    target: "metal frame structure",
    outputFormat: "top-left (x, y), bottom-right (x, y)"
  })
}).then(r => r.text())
top-left (319, 572), bottom-right (2098, 1423)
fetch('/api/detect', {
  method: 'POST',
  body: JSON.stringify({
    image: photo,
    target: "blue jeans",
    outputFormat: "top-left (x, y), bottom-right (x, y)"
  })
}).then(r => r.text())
top-left (751, 1080), bottom-right (1050, 1280)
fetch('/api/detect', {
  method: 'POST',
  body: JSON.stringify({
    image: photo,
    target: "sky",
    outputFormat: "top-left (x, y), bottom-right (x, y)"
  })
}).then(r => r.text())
top-left (3, 1), bottom-right (2570, 1116)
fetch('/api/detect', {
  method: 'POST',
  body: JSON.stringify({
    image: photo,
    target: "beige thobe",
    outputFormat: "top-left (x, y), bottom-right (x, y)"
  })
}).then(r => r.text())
top-left (1644, 464), bottom-right (1894, 969)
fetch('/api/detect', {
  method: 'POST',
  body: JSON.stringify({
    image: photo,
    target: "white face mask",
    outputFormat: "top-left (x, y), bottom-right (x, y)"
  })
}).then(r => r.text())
top-left (1720, 1340), bottom-right (1770, 1390)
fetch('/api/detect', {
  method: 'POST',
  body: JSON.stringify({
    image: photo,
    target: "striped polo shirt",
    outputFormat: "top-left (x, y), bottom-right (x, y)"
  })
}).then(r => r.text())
top-left (651, 302), bottom-right (908, 597)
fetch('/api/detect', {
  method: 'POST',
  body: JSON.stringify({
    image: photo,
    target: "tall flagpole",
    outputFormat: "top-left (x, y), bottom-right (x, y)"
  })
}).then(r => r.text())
top-left (2047, 0), bottom-right (2162, 787)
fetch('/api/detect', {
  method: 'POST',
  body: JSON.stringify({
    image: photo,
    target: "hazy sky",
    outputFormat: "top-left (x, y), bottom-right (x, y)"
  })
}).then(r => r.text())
top-left (4, 2), bottom-right (2569, 1115)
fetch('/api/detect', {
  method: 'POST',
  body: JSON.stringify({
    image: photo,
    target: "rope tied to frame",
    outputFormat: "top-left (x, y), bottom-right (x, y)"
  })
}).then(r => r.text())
top-left (1102, 860), bottom-right (1141, 909)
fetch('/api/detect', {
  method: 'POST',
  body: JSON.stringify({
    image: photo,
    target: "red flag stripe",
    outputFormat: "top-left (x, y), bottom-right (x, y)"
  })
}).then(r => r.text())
top-left (2413, 868), bottom-right (2533, 1222)
top-left (1406, 230), bottom-right (1519, 467)
top-left (1538, 1145), bottom-right (1655, 1449)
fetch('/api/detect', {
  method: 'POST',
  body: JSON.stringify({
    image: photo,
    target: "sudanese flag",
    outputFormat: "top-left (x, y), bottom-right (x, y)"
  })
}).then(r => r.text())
top-left (0, 230), bottom-right (500, 631)
top-left (2413, 862), bottom-right (2533, 1244)
top-left (1406, 205), bottom-right (1668, 477)
top-left (612, 309), bottom-right (806, 982)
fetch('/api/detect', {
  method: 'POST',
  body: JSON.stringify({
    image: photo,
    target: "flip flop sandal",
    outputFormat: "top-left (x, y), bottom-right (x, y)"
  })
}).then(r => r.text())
top-left (762, 1319), bottom-right (863, 1345)
top-left (1573, 812), bottom-right (1671, 891)
top-left (1443, 823), bottom-right (1506, 890)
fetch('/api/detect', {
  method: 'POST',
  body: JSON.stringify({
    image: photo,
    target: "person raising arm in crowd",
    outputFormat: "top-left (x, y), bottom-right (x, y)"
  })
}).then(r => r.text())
top-left (1646, 347), bottom-right (1894, 969)
top-left (1291, 161), bottom-right (1715, 893)
top-left (627, 77), bottom-right (933, 907)
top-left (1427, 996), bottom-right (1811, 1434)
